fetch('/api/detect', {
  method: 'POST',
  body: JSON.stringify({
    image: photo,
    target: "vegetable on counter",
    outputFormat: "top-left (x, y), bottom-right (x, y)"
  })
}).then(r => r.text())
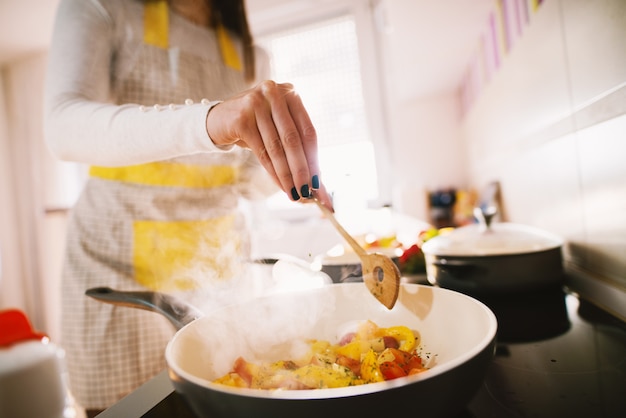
top-left (398, 244), bottom-right (426, 275)
top-left (397, 228), bottom-right (442, 275)
top-left (360, 228), bottom-right (445, 275)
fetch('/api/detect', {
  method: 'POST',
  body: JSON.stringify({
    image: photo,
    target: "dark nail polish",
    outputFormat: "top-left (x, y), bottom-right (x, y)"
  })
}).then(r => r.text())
top-left (291, 187), bottom-right (300, 201)
top-left (311, 175), bottom-right (320, 189)
top-left (300, 184), bottom-right (310, 198)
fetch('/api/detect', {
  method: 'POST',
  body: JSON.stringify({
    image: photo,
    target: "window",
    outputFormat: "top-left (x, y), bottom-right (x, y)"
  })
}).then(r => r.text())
top-left (256, 10), bottom-right (385, 209)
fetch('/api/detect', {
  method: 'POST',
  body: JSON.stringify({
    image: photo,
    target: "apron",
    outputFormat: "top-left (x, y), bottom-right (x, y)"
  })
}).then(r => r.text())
top-left (61, 1), bottom-right (253, 408)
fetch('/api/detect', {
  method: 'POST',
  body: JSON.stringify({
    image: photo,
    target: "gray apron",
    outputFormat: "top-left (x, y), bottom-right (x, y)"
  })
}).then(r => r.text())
top-left (61, 1), bottom-right (256, 408)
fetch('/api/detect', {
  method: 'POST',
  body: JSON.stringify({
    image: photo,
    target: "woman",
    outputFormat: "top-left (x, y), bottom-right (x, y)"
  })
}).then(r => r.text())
top-left (44, 0), bottom-right (332, 415)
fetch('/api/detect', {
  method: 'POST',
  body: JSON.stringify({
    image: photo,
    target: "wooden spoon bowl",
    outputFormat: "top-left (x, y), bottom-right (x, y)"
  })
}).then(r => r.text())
top-left (312, 196), bottom-right (400, 309)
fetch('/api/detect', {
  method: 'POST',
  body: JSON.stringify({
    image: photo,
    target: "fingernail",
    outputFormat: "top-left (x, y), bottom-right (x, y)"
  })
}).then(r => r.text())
top-left (291, 187), bottom-right (301, 201)
top-left (311, 175), bottom-right (320, 189)
top-left (300, 184), bottom-right (310, 198)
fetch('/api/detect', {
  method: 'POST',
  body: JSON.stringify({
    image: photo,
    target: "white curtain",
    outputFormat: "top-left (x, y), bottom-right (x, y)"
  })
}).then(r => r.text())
top-left (0, 53), bottom-right (69, 342)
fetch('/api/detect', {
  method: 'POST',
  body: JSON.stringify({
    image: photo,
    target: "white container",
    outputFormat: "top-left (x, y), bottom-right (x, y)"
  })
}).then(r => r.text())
top-left (0, 339), bottom-right (67, 418)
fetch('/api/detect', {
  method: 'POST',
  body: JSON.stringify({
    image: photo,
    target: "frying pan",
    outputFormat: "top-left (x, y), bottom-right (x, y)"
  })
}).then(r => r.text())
top-left (87, 283), bottom-right (497, 418)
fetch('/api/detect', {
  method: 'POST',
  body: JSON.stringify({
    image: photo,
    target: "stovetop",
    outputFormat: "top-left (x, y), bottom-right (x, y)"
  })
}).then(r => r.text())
top-left (98, 285), bottom-right (626, 418)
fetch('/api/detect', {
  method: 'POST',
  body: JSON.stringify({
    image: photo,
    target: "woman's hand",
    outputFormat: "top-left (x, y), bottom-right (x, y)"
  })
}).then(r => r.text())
top-left (206, 80), bottom-right (333, 209)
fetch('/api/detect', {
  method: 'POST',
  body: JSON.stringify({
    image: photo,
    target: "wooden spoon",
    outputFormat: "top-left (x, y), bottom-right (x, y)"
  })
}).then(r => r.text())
top-left (313, 197), bottom-right (400, 309)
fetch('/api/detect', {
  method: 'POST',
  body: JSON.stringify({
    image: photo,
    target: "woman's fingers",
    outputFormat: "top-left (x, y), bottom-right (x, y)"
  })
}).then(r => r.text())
top-left (206, 80), bottom-right (324, 202)
top-left (284, 86), bottom-right (321, 192)
top-left (260, 82), bottom-right (313, 200)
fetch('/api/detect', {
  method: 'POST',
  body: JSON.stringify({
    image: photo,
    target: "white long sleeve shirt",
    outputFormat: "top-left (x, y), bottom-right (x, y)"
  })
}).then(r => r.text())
top-left (44, 0), bottom-right (269, 168)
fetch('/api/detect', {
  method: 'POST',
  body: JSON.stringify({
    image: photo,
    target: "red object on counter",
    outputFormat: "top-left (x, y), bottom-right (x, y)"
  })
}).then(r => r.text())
top-left (0, 309), bottom-right (48, 347)
top-left (399, 244), bottom-right (422, 263)
top-left (398, 244), bottom-right (427, 274)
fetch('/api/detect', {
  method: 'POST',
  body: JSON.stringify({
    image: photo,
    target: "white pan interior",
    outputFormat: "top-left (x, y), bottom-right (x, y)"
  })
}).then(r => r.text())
top-left (166, 283), bottom-right (497, 400)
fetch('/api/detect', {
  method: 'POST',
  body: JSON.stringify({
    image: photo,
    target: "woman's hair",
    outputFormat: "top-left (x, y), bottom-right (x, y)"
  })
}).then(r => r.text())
top-left (212, 0), bottom-right (255, 82)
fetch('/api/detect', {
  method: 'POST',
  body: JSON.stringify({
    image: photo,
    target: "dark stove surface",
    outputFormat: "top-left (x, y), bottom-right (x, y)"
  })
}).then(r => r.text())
top-left (100, 286), bottom-right (626, 418)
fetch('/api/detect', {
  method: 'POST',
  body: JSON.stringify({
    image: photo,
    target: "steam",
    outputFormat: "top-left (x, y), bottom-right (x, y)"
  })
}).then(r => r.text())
top-left (154, 233), bottom-right (335, 380)
top-left (144, 216), bottom-right (335, 380)
top-left (134, 187), bottom-right (336, 379)
top-left (179, 280), bottom-right (338, 379)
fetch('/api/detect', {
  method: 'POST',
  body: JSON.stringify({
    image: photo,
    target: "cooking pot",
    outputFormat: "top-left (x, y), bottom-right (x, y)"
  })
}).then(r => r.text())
top-left (87, 283), bottom-right (497, 418)
top-left (421, 221), bottom-right (564, 295)
top-left (313, 247), bottom-right (400, 283)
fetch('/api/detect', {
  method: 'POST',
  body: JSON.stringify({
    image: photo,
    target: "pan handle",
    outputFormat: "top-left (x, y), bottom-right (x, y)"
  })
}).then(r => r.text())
top-left (85, 287), bottom-right (203, 331)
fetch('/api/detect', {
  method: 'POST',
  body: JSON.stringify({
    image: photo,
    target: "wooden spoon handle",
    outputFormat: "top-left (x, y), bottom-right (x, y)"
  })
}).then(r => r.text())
top-left (313, 198), bottom-right (367, 258)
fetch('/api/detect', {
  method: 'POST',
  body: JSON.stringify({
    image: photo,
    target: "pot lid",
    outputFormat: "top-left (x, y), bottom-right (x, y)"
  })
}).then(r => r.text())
top-left (421, 222), bottom-right (563, 256)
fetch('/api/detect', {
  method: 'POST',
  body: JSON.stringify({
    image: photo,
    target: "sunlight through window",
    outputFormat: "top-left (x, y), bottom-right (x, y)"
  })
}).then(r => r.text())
top-left (257, 15), bottom-right (379, 205)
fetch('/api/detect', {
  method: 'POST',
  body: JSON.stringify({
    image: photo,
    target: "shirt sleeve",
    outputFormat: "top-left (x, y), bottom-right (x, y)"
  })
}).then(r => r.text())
top-left (44, 0), bottom-right (225, 167)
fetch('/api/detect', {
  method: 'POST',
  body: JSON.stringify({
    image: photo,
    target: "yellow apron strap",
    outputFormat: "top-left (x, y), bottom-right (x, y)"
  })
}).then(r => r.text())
top-left (216, 23), bottom-right (242, 71)
top-left (144, 0), bottom-right (169, 49)
top-left (144, 0), bottom-right (241, 71)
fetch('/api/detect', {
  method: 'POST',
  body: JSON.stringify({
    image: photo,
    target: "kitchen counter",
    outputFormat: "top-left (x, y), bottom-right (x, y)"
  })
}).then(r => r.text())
top-left (97, 284), bottom-right (626, 418)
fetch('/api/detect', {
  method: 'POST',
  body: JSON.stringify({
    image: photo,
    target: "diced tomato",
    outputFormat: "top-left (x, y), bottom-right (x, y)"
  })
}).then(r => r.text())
top-left (336, 355), bottom-right (361, 376)
top-left (403, 352), bottom-right (424, 373)
top-left (394, 348), bottom-right (423, 373)
top-left (378, 348), bottom-right (424, 378)
top-left (379, 361), bottom-right (407, 380)
top-left (233, 357), bottom-right (253, 386)
top-left (408, 366), bottom-right (427, 375)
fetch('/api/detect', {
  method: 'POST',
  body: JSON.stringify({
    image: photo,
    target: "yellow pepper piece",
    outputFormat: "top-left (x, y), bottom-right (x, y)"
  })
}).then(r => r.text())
top-left (334, 338), bottom-right (385, 361)
top-left (335, 340), bottom-right (366, 360)
top-left (213, 372), bottom-right (248, 387)
top-left (308, 340), bottom-right (332, 358)
top-left (298, 340), bottom-right (334, 367)
top-left (380, 326), bottom-right (417, 352)
top-left (292, 364), bottom-right (359, 389)
top-left (360, 349), bottom-right (384, 383)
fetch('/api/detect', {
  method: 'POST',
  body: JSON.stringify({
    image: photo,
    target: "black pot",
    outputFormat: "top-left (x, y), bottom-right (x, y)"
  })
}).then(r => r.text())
top-left (421, 222), bottom-right (564, 295)
top-left (314, 249), bottom-right (400, 283)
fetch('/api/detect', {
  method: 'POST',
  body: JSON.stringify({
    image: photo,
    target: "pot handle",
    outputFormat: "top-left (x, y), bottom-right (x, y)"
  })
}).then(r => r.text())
top-left (432, 259), bottom-right (475, 267)
top-left (86, 287), bottom-right (203, 331)
top-left (431, 259), bottom-right (478, 279)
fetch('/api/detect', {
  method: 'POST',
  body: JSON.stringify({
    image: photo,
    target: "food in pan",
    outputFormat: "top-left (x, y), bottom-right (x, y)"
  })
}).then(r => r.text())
top-left (213, 320), bottom-right (430, 389)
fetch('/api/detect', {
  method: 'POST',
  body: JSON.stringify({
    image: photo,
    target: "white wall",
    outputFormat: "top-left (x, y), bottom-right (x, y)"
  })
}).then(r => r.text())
top-left (385, 92), bottom-right (466, 219)
top-left (372, 0), bottom-right (625, 318)
top-left (461, 0), bottom-right (626, 318)
top-left (377, 1), bottom-right (473, 221)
